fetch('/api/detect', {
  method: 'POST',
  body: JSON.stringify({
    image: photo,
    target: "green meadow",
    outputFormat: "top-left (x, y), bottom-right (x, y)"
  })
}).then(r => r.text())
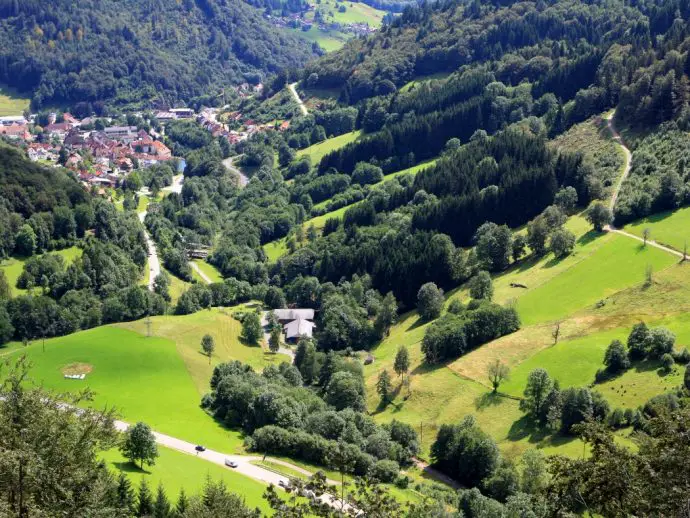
top-left (191, 259), bottom-right (223, 284)
top-left (0, 246), bottom-right (82, 297)
top-left (102, 446), bottom-right (271, 513)
top-left (623, 206), bottom-right (690, 253)
top-left (0, 84), bottom-right (30, 116)
top-left (296, 130), bottom-right (360, 165)
top-left (7, 326), bottom-right (246, 453)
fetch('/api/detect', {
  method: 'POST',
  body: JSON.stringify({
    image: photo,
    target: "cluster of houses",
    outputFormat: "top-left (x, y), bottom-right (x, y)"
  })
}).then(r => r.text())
top-left (0, 112), bottom-right (175, 190)
top-left (265, 8), bottom-right (376, 37)
top-left (198, 107), bottom-right (290, 145)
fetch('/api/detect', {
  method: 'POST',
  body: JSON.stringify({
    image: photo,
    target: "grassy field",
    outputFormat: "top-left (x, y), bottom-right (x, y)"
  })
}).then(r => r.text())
top-left (6, 326), bottom-right (246, 453)
top-left (623, 206), bottom-right (690, 253)
top-left (290, 25), bottom-right (348, 52)
top-left (191, 259), bottom-right (223, 284)
top-left (0, 84), bottom-right (30, 116)
top-left (296, 130), bottom-right (361, 165)
top-left (0, 246), bottom-right (82, 297)
top-left (117, 308), bottom-right (289, 394)
top-left (263, 240), bottom-right (289, 263)
top-left (399, 72), bottom-right (452, 93)
top-left (512, 233), bottom-right (675, 326)
top-left (102, 446), bottom-right (271, 513)
top-left (166, 268), bottom-right (193, 306)
top-left (361, 206), bottom-right (688, 460)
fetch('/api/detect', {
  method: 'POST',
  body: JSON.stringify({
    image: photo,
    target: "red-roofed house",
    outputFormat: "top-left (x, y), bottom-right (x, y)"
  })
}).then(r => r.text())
top-left (0, 123), bottom-right (31, 140)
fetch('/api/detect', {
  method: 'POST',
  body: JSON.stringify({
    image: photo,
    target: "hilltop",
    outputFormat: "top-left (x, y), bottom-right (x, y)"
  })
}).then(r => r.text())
top-left (0, 0), bottom-right (317, 110)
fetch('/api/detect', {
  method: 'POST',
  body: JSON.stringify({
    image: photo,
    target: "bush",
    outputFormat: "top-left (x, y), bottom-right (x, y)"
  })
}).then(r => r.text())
top-left (673, 347), bottom-right (690, 364)
top-left (369, 459), bottom-right (399, 483)
top-left (603, 340), bottom-right (630, 374)
top-left (661, 353), bottom-right (675, 373)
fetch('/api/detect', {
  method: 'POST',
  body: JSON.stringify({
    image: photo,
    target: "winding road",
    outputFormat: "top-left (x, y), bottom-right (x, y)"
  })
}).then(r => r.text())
top-left (604, 113), bottom-right (685, 260)
top-left (113, 419), bottom-right (347, 510)
top-left (138, 174), bottom-right (185, 291)
top-left (222, 155), bottom-right (249, 187)
top-left (289, 82), bottom-right (308, 116)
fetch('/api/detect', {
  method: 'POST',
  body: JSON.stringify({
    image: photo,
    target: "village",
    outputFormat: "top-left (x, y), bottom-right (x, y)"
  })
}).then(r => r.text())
top-left (0, 81), bottom-right (289, 192)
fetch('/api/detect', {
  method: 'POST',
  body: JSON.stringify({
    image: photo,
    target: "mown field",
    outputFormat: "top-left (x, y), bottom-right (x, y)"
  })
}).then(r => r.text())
top-left (624, 206), bottom-right (690, 253)
top-left (191, 259), bottom-right (223, 284)
top-left (362, 208), bottom-right (690, 460)
top-left (296, 130), bottom-right (361, 165)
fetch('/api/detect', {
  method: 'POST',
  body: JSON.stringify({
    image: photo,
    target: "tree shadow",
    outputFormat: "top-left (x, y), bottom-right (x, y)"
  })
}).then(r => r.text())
top-left (474, 391), bottom-right (503, 410)
top-left (406, 316), bottom-right (427, 332)
top-left (113, 461), bottom-right (150, 475)
top-left (577, 230), bottom-right (601, 247)
top-left (543, 254), bottom-right (568, 269)
top-left (410, 360), bottom-right (446, 376)
top-left (507, 415), bottom-right (549, 443)
top-left (239, 337), bottom-right (262, 348)
top-left (632, 359), bottom-right (661, 374)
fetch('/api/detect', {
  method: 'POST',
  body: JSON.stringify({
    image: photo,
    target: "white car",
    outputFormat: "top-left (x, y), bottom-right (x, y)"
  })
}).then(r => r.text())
top-left (225, 458), bottom-right (238, 468)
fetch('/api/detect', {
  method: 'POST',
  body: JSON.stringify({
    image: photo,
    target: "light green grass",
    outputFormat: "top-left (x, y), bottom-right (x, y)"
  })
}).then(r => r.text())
top-left (263, 240), bottom-right (289, 263)
top-left (399, 72), bottom-right (452, 93)
top-left (102, 446), bottom-right (271, 512)
top-left (117, 307), bottom-right (289, 394)
top-left (296, 130), bottom-right (361, 165)
top-left (0, 84), bottom-right (30, 116)
top-left (624, 206), bottom-right (690, 253)
top-left (191, 260), bottom-right (223, 284)
top-left (7, 326), bottom-right (246, 453)
top-left (166, 268), bottom-right (192, 306)
top-left (291, 26), bottom-right (348, 52)
top-left (0, 246), bottom-right (82, 296)
top-left (502, 311), bottom-right (690, 409)
top-left (513, 234), bottom-right (676, 326)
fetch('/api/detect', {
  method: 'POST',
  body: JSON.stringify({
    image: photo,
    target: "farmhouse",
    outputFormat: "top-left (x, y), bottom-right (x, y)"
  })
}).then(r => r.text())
top-left (277, 309), bottom-right (315, 342)
top-left (265, 309), bottom-right (316, 342)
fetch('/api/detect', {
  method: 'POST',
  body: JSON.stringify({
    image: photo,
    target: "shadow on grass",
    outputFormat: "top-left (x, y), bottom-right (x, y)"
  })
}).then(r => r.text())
top-left (406, 316), bottom-right (427, 332)
top-left (543, 254), bottom-right (568, 269)
top-left (577, 230), bottom-right (601, 247)
top-left (239, 337), bottom-right (262, 348)
top-left (474, 391), bottom-right (504, 410)
top-left (113, 461), bottom-right (151, 475)
top-left (507, 415), bottom-right (548, 442)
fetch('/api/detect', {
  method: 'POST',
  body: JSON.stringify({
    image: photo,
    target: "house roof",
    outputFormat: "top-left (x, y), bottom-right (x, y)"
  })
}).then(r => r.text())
top-left (273, 309), bottom-right (315, 321)
top-left (284, 318), bottom-right (316, 339)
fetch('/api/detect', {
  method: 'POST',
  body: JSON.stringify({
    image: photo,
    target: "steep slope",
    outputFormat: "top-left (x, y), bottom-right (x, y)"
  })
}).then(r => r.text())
top-left (0, 0), bottom-right (317, 109)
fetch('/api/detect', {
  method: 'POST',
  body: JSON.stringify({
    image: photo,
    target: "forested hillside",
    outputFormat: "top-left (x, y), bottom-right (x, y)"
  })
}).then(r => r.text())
top-left (0, 0), bottom-right (317, 109)
top-left (0, 144), bottom-right (166, 345)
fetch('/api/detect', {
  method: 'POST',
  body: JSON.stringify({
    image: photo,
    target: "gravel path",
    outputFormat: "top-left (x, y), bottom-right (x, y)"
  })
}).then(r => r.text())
top-left (604, 113), bottom-right (685, 260)
top-left (288, 82), bottom-right (308, 116)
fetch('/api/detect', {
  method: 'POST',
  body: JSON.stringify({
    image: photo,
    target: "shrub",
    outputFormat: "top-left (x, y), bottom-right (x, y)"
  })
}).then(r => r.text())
top-left (661, 353), bottom-right (675, 373)
top-left (673, 347), bottom-right (690, 364)
top-left (369, 459), bottom-right (399, 483)
top-left (603, 340), bottom-right (630, 373)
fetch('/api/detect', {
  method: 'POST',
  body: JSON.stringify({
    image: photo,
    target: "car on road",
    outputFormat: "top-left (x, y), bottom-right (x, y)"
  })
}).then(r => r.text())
top-left (195, 445), bottom-right (206, 452)
top-left (278, 480), bottom-right (291, 490)
top-left (225, 458), bottom-right (238, 468)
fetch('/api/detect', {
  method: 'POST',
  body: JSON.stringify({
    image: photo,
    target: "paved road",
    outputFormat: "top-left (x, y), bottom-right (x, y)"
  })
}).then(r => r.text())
top-left (222, 155), bottom-right (249, 187)
top-left (603, 113), bottom-right (685, 260)
top-left (138, 210), bottom-right (160, 291)
top-left (289, 82), bottom-right (308, 116)
top-left (113, 420), bottom-right (345, 509)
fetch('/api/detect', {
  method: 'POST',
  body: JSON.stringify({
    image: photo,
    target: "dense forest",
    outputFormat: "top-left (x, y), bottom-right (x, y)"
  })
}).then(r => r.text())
top-left (0, 144), bottom-right (165, 346)
top-left (0, 0), bottom-right (317, 109)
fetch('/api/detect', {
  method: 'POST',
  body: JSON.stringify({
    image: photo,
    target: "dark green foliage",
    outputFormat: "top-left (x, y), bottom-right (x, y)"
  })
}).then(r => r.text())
top-left (627, 322), bottom-right (650, 360)
top-left (431, 416), bottom-right (500, 488)
top-left (416, 282), bottom-right (444, 321)
top-left (468, 271), bottom-right (493, 301)
top-left (241, 311), bottom-right (263, 344)
top-left (205, 360), bottom-right (416, 474)
top-left (421, 303), bottom-right (519, 364)
top-left (560, 387), bottom-right (609, 434)
top-left (0, 0), bottom-right (315, 109)
top-left (603, 339), bottom-right (630, 374)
